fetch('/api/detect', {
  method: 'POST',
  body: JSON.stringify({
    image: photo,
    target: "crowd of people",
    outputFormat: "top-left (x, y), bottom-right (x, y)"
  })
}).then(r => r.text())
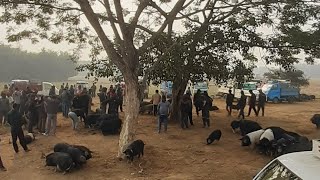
top-left (152, 89), bottom-right (214, 133)
top-left (151, 88), bottom-right (267, 133)
top-left (0, 82), bottom-right (126, 171)
top-left (0, 81), bottom-right (267, 171)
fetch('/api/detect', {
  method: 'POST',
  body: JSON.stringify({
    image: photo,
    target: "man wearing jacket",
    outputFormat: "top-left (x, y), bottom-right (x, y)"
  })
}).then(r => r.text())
top-left (7, 103), bottom-right (30, 153)
top-left (43, 95), bottom-right (60, 136)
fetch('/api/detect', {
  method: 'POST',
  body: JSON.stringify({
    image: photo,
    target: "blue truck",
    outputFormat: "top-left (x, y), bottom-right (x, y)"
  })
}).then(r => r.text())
top-left (261, 80), bottom-right (300, 103)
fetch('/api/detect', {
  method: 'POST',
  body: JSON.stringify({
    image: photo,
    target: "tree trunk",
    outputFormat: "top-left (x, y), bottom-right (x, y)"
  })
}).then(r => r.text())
top-left (169, 78), bottom-right (188, 122)
top-left (117, 71), bottom-right (140, 159)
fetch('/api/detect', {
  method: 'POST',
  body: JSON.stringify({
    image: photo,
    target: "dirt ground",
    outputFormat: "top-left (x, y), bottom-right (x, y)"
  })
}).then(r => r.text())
top-left (0, 98), bottom-right (320, 180)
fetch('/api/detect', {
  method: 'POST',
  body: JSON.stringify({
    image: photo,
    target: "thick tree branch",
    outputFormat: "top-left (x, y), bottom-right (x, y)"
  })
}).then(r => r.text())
top-left (113, 0), bottom-right (130, 41)
top-left (103, 0), bottom-right (123, 44)
top-left (139, 0), bottom-right (187, 54)
top-left (130, 0), bottom-right (149, 30)
top-left (74, 0), bottom-right (124, 67)
top-left (148, 0), bottom-right (168, 18)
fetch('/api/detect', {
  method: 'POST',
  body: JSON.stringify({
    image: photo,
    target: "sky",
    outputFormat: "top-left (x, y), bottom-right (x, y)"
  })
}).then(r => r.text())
top-left (0, 1), bottom-right (315, 69)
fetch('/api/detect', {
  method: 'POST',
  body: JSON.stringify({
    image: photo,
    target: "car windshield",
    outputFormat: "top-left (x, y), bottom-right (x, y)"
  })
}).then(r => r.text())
top-left (255, 159), bottom-right (301, 180)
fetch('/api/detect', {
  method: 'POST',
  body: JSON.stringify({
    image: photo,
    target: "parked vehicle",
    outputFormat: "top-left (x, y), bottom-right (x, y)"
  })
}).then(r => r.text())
top-left (217, 81), bottom-right (261, 99)
top-left (253, 140), bottom-right (320, 180)
top-left (76, 81), bottom-right (89, 90)
top-left (261, 80), bottom-right (300, 103)
top-left (191, 82), bottom-right (209, 94)
top-left (160, 81), bottom-right (173, 98)
top-left (8, 79), bottom-right (59, 96)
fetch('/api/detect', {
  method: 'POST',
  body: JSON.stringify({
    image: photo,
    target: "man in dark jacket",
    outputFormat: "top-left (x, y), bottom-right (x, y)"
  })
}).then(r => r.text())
top-left (7, 103), bottom-right (30, 153)
top-left (257, 89), bottom-right (266, 116)
top-left (98, 87), bottom-right (107, 113)
top-left (237, 91), bottom-right (246, 119)
top-left (116, 86), bottom-right (123, 112)
top-left (60, 88), bottom-right (71, 117)
top-left (226, 89), bottom-right (234, 116)
top-left (180, 94), bottom-right (192, 129)
top-left (193, 89), bottom-right (202, 116)
top-left (202, 91), bottom-right (212, 128)
top-left (247, 90), bottom-right (258, 117)
top-left (26, 94), bottom-right (38, 133)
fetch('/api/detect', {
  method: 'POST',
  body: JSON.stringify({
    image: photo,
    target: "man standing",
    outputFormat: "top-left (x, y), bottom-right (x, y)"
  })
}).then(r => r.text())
top-left (98, 87), bottom-right (107, 113)
top-left (180, 94), bottom-right (192, 129)
top-left (7, 104), bottom-right (30, 153)
top-left (19, 90), bottom-right (27, 115)
top-left (12, 87), bottom-right (22, 110)
top-left (58, 85), bottom-right (64, 96)
top-left (91, 83), bottom-right (97, 98)
top-left (237, 91), bottom-right (246, 119)
top-left (49, 86), bottom-right (56, 96)
top-left (193, 89), bottom-right (203, 116)
top-left (226, 90), bottom-right (234, 116)
top-left (257, 89), bottom-right (266, 116)
top-left (60, 88), bottom-right (71, 118)
top-left (69, 85), bottom-right (75, 99)
top-left (43, 95), bottom-right (60, 136)
top-left (0, 92), bottom-right (10, 125)
top-left (202, 91), bottom-right (212, 128)
top-left (247, 90), bottom-right (258, 116)
top-left (157, 95), bottom-right (171, 133)
top-left (116, 86), bottom-right (123, 112)
top-left (80, 88), bottom-right (91, 117)
top-left (76, 85), bottom-right (82, 95)
top-left (26, 94), bottom-right (38, 133)
top-left (152, 90), bottom-right (161, 116)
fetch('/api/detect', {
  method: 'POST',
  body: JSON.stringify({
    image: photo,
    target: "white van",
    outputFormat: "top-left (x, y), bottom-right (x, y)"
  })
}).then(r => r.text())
top-left (253, 140), bottom-right (320, 180)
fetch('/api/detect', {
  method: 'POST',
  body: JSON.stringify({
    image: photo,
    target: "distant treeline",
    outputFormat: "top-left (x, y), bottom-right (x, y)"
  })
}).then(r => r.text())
top-left (0, 45), bottom-right (77, 82)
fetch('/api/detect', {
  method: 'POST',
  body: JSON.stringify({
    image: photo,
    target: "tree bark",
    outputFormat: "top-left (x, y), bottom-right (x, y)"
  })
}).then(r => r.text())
top-left (117, 70), bottom-right (140, 159)
top-left (169, 78), bottom-right (188, 122)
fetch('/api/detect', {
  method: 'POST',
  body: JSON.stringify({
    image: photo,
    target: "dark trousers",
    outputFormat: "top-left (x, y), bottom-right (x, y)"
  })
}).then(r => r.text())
top-left (195, 105), bottom-right (201, 116)
top-left (226, 104), bottom-right (232, 115)
top-left (0, 111), bottom-right (8, 124)
top-left (202, 110), bottom-right (210, 127)
top-left (248, 105), bottom-right (258, 116)
top-left (28, 112), bottom-right (37, 133)
top-left (257, 105), bottom-right (265, 116)
top-left (238, 108), bottom-right (245, 119)
top-left (158, 115), bottom-right (168, 132)
top-left (153, 105), bottom-right (158, 116)
top-left (188, 111), bottom-right (193, 125)
top-left (181, 112), bottom-right (189, 129)
top-left (101, 104), bottom-right (107, 114)
top-left (11, 128), bottom-right (28, 153)
top-left (61, 102), bottom-right (70, 117)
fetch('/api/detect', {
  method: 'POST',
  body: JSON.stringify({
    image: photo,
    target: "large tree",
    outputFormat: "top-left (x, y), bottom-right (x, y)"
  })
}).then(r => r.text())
top-left (1, 0), bottom-right (319, 158)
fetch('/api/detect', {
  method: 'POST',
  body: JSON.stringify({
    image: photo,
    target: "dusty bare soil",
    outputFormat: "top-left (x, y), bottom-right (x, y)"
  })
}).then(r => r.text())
top-left (0, 98), bottom-right (320, 180)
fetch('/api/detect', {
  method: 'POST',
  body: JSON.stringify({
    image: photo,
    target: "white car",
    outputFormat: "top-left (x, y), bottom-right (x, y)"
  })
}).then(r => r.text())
top-left (253, 150), bottom-right (320, 180)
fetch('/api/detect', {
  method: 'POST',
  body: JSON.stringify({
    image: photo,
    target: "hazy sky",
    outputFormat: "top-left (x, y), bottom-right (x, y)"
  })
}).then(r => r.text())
top-left (0, 1), bottom-right (313, 69)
